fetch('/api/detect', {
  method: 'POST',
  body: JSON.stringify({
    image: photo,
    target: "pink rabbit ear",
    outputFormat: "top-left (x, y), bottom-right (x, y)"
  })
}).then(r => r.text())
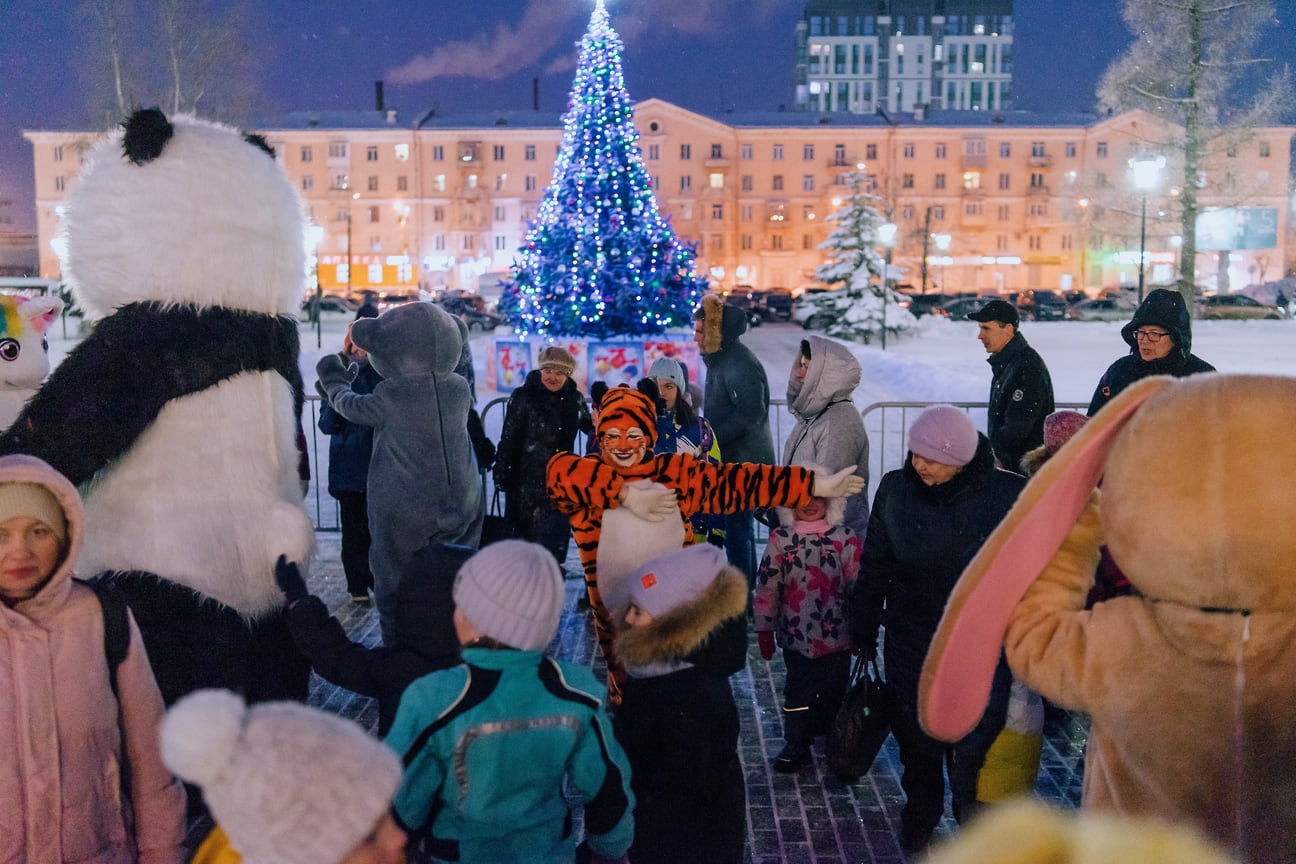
top-left (918, 376), bottom-right (1176, 742)
top-left (16, 295), bottom-right (64, 334)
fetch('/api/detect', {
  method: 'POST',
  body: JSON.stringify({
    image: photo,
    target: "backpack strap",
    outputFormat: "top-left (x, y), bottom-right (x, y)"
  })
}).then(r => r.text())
top-left (80, 578), bottom-right (131, 697)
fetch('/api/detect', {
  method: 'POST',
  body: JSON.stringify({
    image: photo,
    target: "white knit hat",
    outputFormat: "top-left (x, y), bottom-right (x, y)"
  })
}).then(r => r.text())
top-left (627, 543), bottom-right (728, 618)
top-left (160, 690), bottom-right (402, 864)
top-left (453, 540), bottom-right (565, 651)
top-left (0, 481), bottom-right (67, 541)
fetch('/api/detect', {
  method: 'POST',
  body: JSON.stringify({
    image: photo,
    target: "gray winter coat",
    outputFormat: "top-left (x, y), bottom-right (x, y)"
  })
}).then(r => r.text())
top-left (783, 335), bottom-right (870, 536)
top-left (697, 294), bottom-right (775, 465)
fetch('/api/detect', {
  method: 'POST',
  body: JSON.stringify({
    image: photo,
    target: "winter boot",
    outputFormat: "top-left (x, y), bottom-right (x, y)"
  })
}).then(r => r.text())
top-left (773, 707), bottom-right (813, 773)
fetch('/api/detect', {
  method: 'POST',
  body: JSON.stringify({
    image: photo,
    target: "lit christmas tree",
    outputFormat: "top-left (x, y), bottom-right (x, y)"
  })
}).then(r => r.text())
top-left (804, 168), bottom-right (916, 344)
top-left (499, 0), bottom-right (706, 337)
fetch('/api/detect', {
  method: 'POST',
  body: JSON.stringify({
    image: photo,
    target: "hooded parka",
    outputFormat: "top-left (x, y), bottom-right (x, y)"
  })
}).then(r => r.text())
top-left (0, 455), bottom-right (185, 864)
top-left (784, 335), bottom-right (870, 535)
top-left (696, 294), bottom-right (775, 465)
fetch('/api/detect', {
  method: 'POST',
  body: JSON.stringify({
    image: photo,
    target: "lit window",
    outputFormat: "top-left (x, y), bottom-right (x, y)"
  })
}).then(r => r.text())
top-left (395, 144), bottom-right (408, 161)
top-left (709, 173), bottom-right (724, 189)
top-left (433, 174), bottom-right (446, 192)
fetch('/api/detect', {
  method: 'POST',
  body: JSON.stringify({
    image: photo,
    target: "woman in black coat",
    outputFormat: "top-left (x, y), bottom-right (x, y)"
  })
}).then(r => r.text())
top-left (493, 346), bottom-right (592, 565)
top-left (849, 405), bottom-right (1025, 853)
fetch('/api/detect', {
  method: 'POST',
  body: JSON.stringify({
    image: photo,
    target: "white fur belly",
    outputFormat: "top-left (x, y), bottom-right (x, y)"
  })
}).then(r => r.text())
top-left (79, 371), bottom-right (316, 616)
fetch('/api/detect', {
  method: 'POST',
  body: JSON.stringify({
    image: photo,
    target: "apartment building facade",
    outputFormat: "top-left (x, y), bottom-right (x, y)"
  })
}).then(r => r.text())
top-left (24, 101), bottom-right (1292, 299)
top-left (794, 0), bottom-right (1014, 114)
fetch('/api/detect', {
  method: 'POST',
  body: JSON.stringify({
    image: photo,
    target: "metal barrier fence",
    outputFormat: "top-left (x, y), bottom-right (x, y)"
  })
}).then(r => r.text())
top-left (303, 393), bottom-right (1081, 534)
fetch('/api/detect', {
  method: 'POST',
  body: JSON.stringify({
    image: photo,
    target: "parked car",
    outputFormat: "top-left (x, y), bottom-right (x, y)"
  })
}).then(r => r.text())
top-left (440, 294), bottom-right (503, 331)
top-left (721, 288), bottom-right (762, 328)
top-left (896, 291), bottom-right (960, 318)
top-left (315, 293), bottom-right (361, 314)
top-left (937, 296), bottom-right (991, 320)
top-left (751, 288), bottom-right (795, 321)
top-left (1064, 298), bottom-right (1135, 322)
top-left (1195, 294), bottom-right (1286, 320)
top-left (1015, 289), bottom-right (1068, 321)
top-left (793, 289), bottom-right (844, 331)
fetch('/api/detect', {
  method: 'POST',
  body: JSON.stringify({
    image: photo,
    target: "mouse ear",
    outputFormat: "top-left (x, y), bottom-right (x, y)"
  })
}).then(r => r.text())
top-left (122, 107), bottom-right (174, 165)
top-left (918, 375), bottom-right (1175, 742)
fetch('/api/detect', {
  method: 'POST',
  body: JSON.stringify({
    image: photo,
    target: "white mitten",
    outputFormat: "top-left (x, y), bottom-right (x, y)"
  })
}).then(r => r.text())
top-left (811, 465), bottom-right (866, 498)
top-left (621, 483), bottom-right (678, 522)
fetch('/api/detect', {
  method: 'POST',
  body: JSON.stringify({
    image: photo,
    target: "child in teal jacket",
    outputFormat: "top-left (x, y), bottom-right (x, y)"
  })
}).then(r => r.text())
top-left (386, 540), bottom-right (634, 864)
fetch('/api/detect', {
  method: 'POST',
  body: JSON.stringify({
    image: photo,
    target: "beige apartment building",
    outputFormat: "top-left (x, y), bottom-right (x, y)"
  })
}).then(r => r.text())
top-left (24, 101), bottom-right (1294, 299)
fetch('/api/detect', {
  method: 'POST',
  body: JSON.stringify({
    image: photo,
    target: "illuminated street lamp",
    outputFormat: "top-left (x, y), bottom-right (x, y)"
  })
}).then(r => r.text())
top-left (1129, 153), bottom-right (1165, 303)
top-left (878, 221), bottom-right (898, 351)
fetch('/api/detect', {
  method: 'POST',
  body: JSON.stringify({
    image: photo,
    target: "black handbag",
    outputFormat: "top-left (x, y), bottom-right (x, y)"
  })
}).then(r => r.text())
top-left (827, 655), bottom-right (891, 782)
top-left (480, 487), bottom-right (513, 547)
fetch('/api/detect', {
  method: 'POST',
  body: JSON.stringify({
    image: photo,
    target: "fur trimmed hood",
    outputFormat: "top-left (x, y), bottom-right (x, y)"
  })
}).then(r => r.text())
top-left (614, 565), bottom-right (747, 668)
top-left (695, 293), bottom-right (746, 355)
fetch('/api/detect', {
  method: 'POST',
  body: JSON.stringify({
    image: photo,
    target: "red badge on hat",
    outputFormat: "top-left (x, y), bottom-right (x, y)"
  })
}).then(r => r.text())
top-left (641, 572), bottom-right (657, 589)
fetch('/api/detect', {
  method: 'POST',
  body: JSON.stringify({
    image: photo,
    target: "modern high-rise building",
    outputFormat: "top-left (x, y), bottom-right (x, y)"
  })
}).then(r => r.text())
top-left (794, 0), bottom-right (1014, 114)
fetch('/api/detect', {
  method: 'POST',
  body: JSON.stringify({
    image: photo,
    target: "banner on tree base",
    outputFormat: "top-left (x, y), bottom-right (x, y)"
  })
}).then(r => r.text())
top-left (486, 334), bottom-right (703, 396)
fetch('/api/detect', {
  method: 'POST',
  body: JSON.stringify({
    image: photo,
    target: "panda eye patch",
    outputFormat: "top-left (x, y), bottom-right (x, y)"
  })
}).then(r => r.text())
top-left (0, 339), bottom-right (20, 362)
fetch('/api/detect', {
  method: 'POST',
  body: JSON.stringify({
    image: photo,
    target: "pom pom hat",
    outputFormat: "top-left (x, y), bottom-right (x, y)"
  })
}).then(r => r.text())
top-left (160, 689), bottom-right (401, 864)
top-left (452, 540), bottom-right (565, 651)
top-left (908, 405), bottom-right (979, 467)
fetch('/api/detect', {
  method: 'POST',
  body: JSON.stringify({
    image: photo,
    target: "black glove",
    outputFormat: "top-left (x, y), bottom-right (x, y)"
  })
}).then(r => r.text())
top-left (275, 555), bottom-right (308, 604)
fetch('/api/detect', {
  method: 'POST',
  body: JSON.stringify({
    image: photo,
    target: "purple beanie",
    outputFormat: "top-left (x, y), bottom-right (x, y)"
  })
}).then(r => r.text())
top-left (627, 543), bottom-right (728, 618)
top-left (1043, 410), bottom-right (1088, 455)
top-left (908, 405), bottom-right (979, 467)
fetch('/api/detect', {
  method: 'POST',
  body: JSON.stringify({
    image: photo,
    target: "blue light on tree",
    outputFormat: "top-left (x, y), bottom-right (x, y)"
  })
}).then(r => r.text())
top-left (499, 0), bottom-right (705, 337)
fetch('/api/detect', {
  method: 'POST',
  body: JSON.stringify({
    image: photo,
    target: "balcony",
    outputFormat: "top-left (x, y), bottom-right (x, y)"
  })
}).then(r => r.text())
top-left (704, 157), bottom-right (731, 169)
top-left (1026, 184), bottom-right (1052, 197)
top-left (1029, 154), bottom-right (1053, 168)
top-left (826, 153), bottom-right (860, 171)
top-left (456, 141), bottom-right (483, 170)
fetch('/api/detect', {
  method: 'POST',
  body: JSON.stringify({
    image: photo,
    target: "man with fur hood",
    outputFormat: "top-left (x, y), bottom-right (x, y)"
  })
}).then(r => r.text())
top-left (612, 543), bottom-right (749, 864)
top-left (693, 294), bottom-right (775, 582)
top-left (1087, 287), bottom-right (1215, 415)
top-left (784, 336), bottom-right (870, 536)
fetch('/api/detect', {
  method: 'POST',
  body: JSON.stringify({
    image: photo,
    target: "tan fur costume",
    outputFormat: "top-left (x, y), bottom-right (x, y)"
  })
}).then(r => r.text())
top-left (919, 375), bottom-right (1296, 863)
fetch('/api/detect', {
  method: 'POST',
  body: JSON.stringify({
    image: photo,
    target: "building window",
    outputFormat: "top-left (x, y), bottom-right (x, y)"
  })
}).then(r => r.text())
top-left (902, 204), bottom-right (915, 220)
top-left (463, 235), bottom-right (473, 251)
top-left (709, 173), bottom-right (724, 188)
top-left (493, 145), bottom-right (505, 160)
top-left (932, 205), bottom-right (945, 220)
top-left (803, 144), bottom-right (815, 161)
top-left (998, 204), bottom-right (1010, 220)
top-left (935, 173), bottom-right (946, 189)
top-left (648, 144), bottom-right (660, 161)
top-left (803, 234), bottom-right (814, 250)
top-left (680, 144), bottom-right (691, 160)
top-left (772, 175), bottom-right (784, 191)
top-left (803, 175), bottom-right (815, 191)
top-left (741, 234), bottom-right (753, 250)
top-left (395, 143), bottom-right (408, 161)
top-left (963, 170), bottom-right (981, 189)
top-left (368, 206), bottom-right (379, 223)
top-left (680, 175), bottom-right (692, 191)
top-left (433, 174), bottom-right (446, 192)
top-left (741, 175), bottom-right (753, 192)
top-left (999, 173), bottom-right (1010, 190)
top-left (864, 144), bottom-right (876, 161)
top-left (1031, 142), bottom-right (1045, 157)
top-left (301, 145), bottom-right (313, 162)
top-left (1029, 203), bottom-right (1048, 217)
top-left (901, 173), bottom-right (913, 189)
top-left (1096, 141), bottom-right (1108, 158)
top-left (525, 175), bottom-right (537, 191)
top-left (903, 142), bottom-right (915, 159)
top-left (495, 235), bottom-right (507, 250)
top-left (711, 144), bottom-right (723, 159)
top-left (433, 206), bottom-right (445, 221)
top-left (999, 142), bottom-right (1011, 158)
top-left (368, 176), bottom-right (379, 191)
top-left (495, 174), bottom-right (507, 191)
top-left (333, 174), bottom-right (349, 190)
top-left (433, 234), bottom-right (445, 250)
top-left (1028, 234), bottom-right (1041, 250)
top-left (1096, 172), bottom-right (1108, 188)
top-left (432, 145), bottom-right (444, 161)
top-left (653, 176), bottom-right (660, 189)
top-left (741, 143), bottom-right (753, 160)
top-left (466, 174), bottom-right (478, 188)
top-left (54, 175), bottom-right (65, 192)
top-left (366, 146), bottom-right (378, 162)
top-left (935, 142), bottom-right (947, 159)
top-left (712, 235), bottom-right (723, 251)
top-left (494, 205), bottom-right (506, 221)
top-left (1065, 142), bottom-right (1077, 158)
top-left (396, 175), bottom-right (408, 191)
top-left (771, 235), bottom-right (783, 250)
top-left (773, 143), bottom-right (784, 161)
top-left (997, 234), bottom-right (1008, 250)
top-left (1259, 141), bottom-right (1271, 158)
top-left (1030, 173), bottom-right (1045, 188)
top-left (301, 175), bottom-right (313, 191)
top-left (965, 201), bottom-right (984, 216)
top-left (53, 145), bottom-right (63, 162)
top-left (741, 205), bottom-right (754, 222)
top-left (329, 142), bottom-right (347, 159)
top-left (335, 208), bottom-right (347, 222)
top-left (1062, 235), bottom-right (1073, 250)
top-left (712, 203), bottom-right (724, 220)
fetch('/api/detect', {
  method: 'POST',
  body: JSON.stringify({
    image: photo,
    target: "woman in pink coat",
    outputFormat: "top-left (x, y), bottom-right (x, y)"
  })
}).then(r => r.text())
top-left (0, 454), bottom-right (186, 864)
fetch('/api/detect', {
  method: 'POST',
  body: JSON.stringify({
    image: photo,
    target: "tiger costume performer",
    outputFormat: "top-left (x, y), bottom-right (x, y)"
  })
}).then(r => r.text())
top-left (547, 385), bottom-right (864, 703)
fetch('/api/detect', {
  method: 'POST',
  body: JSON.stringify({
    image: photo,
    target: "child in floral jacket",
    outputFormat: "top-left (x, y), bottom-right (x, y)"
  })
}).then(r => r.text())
top-left (755, 478), bottom-right (862, 773)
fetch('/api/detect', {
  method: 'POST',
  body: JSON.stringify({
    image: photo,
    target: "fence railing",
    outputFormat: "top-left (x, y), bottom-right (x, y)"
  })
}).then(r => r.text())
top-left (304, 394), bottom-right (1084, 534)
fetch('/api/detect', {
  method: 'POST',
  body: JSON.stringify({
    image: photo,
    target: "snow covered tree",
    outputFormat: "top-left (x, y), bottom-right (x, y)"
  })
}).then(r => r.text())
top-left (1098, 0), bottom-right (1292, 295)
top-left (499, 0), bottom-right (706, 338)
top-left (803, 169), bottom-right (916, 344)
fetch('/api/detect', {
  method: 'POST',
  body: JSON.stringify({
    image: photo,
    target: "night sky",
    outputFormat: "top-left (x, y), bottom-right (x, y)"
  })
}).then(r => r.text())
top-left (1, 0), bottom-right (1292, 234)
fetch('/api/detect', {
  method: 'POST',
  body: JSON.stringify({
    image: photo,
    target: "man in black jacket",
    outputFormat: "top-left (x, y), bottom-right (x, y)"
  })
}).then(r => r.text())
top-left (968, 299), bottom-right (1054, 471)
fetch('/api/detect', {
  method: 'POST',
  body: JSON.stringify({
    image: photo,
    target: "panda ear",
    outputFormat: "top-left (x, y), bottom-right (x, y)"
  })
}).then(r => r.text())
top-left (122, 107), bottom-right (174, 165)
top-left (243, 133), bottom-right (275, 158)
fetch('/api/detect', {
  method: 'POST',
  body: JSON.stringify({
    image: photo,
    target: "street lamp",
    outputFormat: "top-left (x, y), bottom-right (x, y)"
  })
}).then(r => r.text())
top-left (1129, 153), bottom-right (1165, 303)
top-left (933, 233), bottom-right (952, 292)
top-left (878, 221), bottom-right (898, 351)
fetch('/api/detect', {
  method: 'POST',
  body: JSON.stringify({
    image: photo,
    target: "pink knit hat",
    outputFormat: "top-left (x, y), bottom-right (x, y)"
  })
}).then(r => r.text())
top-left (1043, 410), bottom-right (1088, 456)
top-left (908, 405), bottom-right (979, 467)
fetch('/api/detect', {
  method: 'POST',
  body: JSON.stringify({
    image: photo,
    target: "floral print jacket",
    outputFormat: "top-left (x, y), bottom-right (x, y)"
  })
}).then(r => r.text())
top-left (755, 520), bottom-right (861, 658)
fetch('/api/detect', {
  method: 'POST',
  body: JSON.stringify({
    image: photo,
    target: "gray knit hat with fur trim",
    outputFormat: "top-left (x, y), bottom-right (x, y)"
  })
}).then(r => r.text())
top-left (453, 540), bottom-right (565, 651)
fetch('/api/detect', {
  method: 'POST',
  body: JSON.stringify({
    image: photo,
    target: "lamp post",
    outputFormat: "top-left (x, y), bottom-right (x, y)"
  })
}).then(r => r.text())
top-left (306, 224), bottom-right (325, 348)
top-left (933, 233), bottom-right (951, 292)
top-left (1129, 153), bottom-right (1165, 303)
top-left (878, 220), bottom-right (898, 351)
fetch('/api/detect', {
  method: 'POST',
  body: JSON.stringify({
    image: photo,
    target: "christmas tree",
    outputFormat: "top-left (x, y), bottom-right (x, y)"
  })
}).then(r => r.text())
top-left (499, 0), bottom-right (706, 338)
top-left (804, 168), bottom-right (916, 344)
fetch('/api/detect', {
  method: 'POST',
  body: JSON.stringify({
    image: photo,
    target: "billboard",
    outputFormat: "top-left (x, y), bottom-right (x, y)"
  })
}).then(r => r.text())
top-left (1195, 208), bottom-right (1279, 251)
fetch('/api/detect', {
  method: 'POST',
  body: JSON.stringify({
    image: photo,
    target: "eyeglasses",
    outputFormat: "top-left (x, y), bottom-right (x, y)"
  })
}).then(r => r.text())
top-left (1133, 329), bottom-right (1170, 343)
top-left (600, 429), bottom-right (646, 443)
top-left (540, 366), bottom-right (570, 378)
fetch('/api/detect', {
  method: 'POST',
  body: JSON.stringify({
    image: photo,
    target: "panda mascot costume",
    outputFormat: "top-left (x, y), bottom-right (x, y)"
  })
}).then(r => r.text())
top-left (0, 108), bottom-right (315, 704)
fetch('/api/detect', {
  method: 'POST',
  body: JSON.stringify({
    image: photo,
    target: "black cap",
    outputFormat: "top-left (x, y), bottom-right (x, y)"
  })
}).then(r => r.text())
top-left (967, 299), bottom-right (1019, 327)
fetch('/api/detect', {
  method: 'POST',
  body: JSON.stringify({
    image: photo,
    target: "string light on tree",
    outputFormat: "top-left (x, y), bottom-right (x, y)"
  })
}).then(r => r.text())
top-left (498, 0), bottom-right (705, 337)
